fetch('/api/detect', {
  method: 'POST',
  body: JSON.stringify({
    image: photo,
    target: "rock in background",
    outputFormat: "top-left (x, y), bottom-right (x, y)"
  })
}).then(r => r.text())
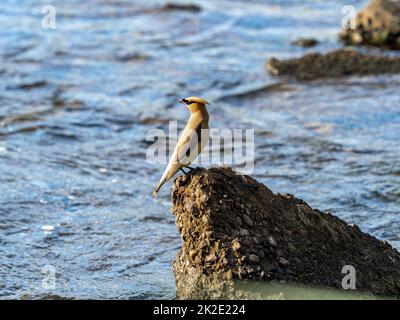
top-left (266, 49), bottom-right (400, 80)
top-left (339, 0), bottom-right (400, 49)
top-left (172, 167), bottom-right (400, 299)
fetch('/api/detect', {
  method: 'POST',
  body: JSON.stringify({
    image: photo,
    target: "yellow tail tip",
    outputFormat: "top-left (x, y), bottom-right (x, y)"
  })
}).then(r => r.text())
top-left (152, 190), bottom-right (158, 197)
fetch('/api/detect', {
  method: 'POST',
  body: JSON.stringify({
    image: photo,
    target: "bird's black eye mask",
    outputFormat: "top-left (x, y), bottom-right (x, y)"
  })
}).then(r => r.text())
top-left (182, 99), bottom-right (190, 105)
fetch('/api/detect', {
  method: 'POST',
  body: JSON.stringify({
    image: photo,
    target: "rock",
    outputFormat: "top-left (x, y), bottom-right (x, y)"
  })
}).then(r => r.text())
top-left (189, 249), bottom-right (197, 259)
top-left (266, 49), bottom-right (400, 80)
top-left (279, 257), bottom-right (290, 266)
top-left (292, 38), bottom-right (319, 48)
top-left (242, 214), bottom-right (254, 227)
top-left (339, 0), bottom-right (400, 49)
top-left (205, 253), bottom-right (217, 262)
top-left (172, 167), bottom-right (400, 299)
top-left (232, 239), bottom-right (241, 251)
top-left (161, 2), bottom-right (202, 13)
top-left (249, 254), bottom-right (260, 263)
top-left (268, 236), bottom-right (277, 247)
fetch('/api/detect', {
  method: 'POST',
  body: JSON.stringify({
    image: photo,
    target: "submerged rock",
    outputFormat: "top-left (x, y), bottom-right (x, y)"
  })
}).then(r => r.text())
top-left (291, 38), bottom-right (318, 48)
top-left (339, 0), bottom-right (400, 49)
top-left (160, 2), bottom-right (202, 13)
top-left (266, 49), bottom-right (400, 80)
top-left (172, 167), bottom-right (400, 299)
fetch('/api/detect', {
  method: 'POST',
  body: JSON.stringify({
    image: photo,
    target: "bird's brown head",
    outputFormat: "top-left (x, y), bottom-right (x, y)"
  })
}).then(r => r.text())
top-left (179, 96), bottom-right (209, 113)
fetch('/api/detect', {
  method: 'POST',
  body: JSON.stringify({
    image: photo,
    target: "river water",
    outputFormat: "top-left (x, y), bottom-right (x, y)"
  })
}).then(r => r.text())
top-left (0, 0), bottom-right (399, 299)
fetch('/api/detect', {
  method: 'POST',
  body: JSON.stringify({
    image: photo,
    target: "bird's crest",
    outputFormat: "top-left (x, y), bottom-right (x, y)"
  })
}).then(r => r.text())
top-left (179, 96), bottom-right (210, 105)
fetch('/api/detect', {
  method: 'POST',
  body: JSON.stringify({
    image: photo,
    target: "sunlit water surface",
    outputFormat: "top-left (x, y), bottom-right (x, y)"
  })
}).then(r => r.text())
top-left (0, 0), bottom-right (399, 299)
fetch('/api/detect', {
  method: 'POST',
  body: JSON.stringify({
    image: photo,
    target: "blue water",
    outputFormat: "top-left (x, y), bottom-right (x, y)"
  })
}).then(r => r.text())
top-left (0, 0), bottom-right (399, 299)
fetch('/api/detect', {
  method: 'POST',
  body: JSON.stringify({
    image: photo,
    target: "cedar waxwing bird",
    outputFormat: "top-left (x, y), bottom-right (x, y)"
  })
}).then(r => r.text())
top-left (153, 97), bottom-right (210, 196)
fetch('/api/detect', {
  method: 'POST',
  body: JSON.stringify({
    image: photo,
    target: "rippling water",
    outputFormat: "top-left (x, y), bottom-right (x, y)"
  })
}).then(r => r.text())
top-left (0, 0), bottom-right (399, 299)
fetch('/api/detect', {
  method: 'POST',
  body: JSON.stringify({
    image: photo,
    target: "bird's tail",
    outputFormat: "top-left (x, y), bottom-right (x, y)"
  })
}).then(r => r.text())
top-left (152, 180), bottom-right (164, 197)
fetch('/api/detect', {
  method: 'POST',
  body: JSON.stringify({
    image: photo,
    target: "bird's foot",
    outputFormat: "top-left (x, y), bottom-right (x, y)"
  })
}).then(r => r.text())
top-left (181, 166), bottom-right (200, 175)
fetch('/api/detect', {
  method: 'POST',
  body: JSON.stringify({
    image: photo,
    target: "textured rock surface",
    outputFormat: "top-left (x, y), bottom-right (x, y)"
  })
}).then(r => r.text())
top-left (266, 49), bottom-right (400, 80)
top-left (339, 0), bottom-right (400, 49)
top-left (172, 167), bottom-right (400, 299)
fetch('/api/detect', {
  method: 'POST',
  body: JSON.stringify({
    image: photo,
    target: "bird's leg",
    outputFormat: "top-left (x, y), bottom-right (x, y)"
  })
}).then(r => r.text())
top-left (180, 168), bottom-right (187, 174)
top-left (185, 166), bottom-right (195, 171)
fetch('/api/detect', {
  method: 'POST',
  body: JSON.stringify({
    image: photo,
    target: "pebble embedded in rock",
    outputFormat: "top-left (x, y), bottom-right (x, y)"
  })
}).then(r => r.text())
top-left (242, 214), bottom-right (253, 227)
top-left (279, 257), bottom-right (290, 266)
top-left (205, 253), bottom-right (216, 262)
top-left (349, 224), bottom-right (361, 231)
top-left (189, 250), bottom-right (197, 259)
top-left (194, 256), bottom-right (201, 265)
top-left (268, 236), bottom-right (277, 247)
top-left (232, 240), bottom-right (241, 251)
top-left (249, 254), bottom-right (260, 263)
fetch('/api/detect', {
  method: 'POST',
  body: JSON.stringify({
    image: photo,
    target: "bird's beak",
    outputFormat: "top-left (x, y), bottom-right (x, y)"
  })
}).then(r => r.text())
top-left (178, 99), bottom-right (185, 104)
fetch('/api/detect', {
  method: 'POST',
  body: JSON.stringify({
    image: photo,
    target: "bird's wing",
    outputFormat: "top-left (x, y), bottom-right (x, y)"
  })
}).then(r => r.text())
top-left (153, 117), bottom-right (203, 195)
top-left (162, 118), bottom-right (203, 178)
top-left (175, 118), bottom-right (203, 166)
